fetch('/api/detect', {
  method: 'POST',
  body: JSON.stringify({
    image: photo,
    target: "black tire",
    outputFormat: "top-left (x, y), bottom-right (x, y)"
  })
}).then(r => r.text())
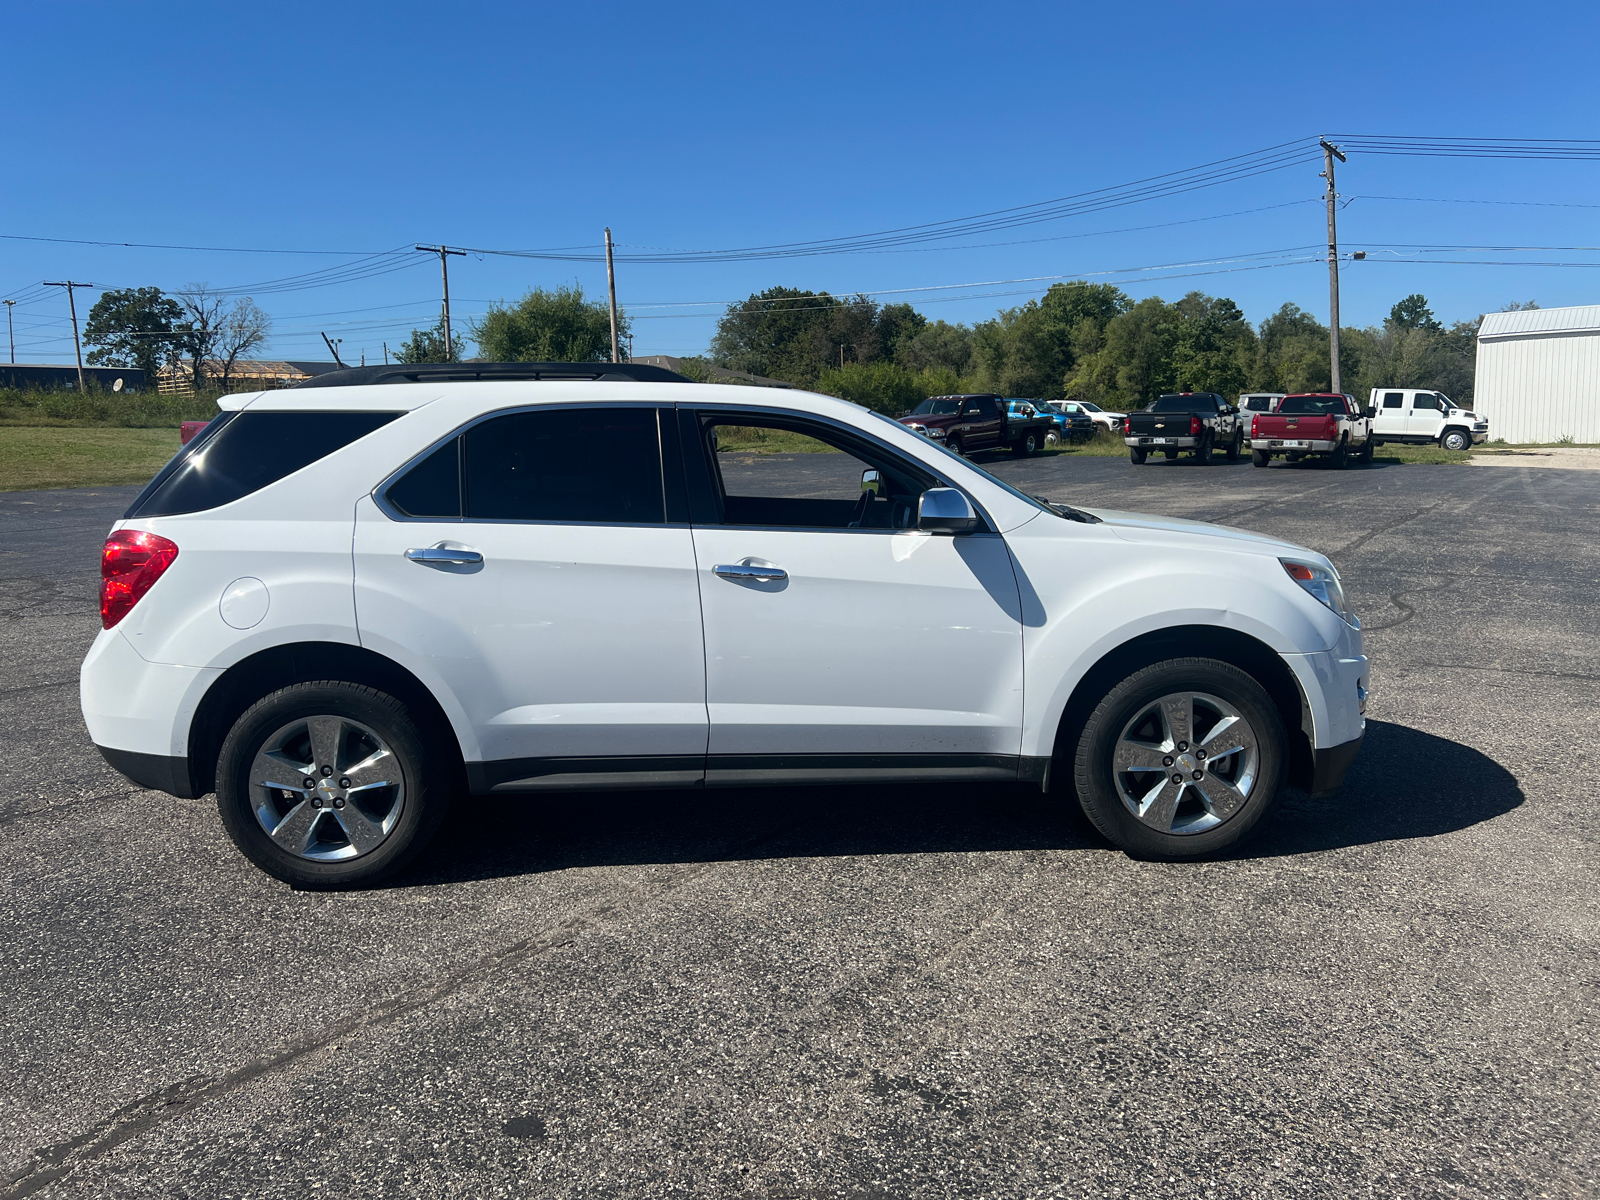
top-left (1194, 431), bottom-right (1213, 464)
top-left (1225, 430), bottom-right (1243, 462)
top-left (1440, 428), bottom-right (1471, 452)
top-left (1329, 436), bottom-right (1349, 469)
top-left (216, 681), bottom-right (453, 889)
top-left (1129, 447), bottom-right (1147, 464)
top-left (1071, 657), bottom-right (1288, 859)
top-left (1163, 449), bottom-right (1179, 461)
top-left (1356, 436), bottom-right (1374, 464)
top-left (945, 437), bottom-right (962, 457)
top-left (1012, 432), bottom-right (1037, 457)
top-left (1251, 448), bottom-right (1271, 468)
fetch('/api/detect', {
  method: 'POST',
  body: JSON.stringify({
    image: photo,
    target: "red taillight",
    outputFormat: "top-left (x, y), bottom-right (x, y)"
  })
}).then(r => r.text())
top-left (101, 530), bottom-right (179, 629)
top-left (1251, 414), bottom-right (1259, 438)
top-left (1189, 416), bottom-right (1202, 436)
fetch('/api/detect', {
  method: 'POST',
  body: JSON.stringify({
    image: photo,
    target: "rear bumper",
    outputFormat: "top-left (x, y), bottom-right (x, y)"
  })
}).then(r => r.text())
top-left (1126, 436), bottom-right (1199, 448)
top-left (1309, 734), bottom-right (1363, 799)
top-left (96, 745), bottom-right (196, 798)
top-left (1251, 438), bottom-right (1337, 452)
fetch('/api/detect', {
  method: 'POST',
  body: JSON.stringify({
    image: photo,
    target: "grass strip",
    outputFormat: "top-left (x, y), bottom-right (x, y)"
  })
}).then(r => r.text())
top-left (0, 426), bottom-right (178, 492)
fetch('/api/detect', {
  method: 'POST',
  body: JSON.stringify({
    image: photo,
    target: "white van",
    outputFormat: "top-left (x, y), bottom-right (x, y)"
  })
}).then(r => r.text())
top-left (1368, 389), bottom-right (1488, 451)
top-left (1238, 393), bottom-right (1286, 414)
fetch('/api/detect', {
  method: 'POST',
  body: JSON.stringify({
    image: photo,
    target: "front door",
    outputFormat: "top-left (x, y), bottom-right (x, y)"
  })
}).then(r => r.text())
top-left (681, 408), bottom-right (1025, 784)
top-left (354, 404), bottom-right (707, 792)
top-left (1406, 392), bottom-right (1446, 439)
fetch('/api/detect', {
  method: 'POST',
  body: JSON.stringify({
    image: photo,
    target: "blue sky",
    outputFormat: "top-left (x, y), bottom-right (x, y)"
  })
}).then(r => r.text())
top-left (4, 0), bottom-right (1599, 364)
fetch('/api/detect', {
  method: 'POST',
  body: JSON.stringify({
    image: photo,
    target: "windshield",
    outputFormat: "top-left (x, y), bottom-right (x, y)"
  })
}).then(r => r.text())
top-left (1150, 394), bottom-right (1208, 412)
top-left (1078, 402), bottom-right (1102, 412)
top-left (1279, 396), bottom-right (1346, 415)
top-left (910, 398), bottom-right (961, 416)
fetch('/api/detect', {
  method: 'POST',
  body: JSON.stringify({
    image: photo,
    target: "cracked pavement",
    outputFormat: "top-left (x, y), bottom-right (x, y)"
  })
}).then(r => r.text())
top-left (0, 456), bottom-right (1596, 1199)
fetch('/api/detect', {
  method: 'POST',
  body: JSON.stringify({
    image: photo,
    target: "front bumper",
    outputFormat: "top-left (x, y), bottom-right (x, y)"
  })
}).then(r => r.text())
top-left (1309, 735), bottom-right (1363, 799)
top-left (96, 745), bottom-right (196, 798)
top-left (1126, 436), bottom-right (1199, 448)
top-left (1252, 438), bottom-right (1337, 452)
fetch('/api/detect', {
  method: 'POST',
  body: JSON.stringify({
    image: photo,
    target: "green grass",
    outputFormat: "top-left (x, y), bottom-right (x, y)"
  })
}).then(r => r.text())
top-left (1373, 444), bottom-right (1473, 465)
top-left (713, 425), bottom-right (835, 454)
top-left (0, 386), bottom-right (221, 428)
top-left (0, 426), bottom-right (178, 491)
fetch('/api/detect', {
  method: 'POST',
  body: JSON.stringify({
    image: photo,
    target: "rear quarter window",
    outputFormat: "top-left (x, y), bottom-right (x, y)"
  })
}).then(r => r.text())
top-left (126, 411), bottom-right (399, 518)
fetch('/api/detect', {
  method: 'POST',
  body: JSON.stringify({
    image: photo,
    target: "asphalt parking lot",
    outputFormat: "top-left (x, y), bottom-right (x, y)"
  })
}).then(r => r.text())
top-left (2, 453), bottom-right (1597, 1199)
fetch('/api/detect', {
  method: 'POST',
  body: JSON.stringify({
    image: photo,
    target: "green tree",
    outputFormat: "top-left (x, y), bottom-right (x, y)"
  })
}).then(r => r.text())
top-left (471, 283), bottom-right (624, 362)
top-left (1250, 303), bottom-right (1330, 393)
top-left (710, 287), bottom-right (892, 386)
top-left (83, 287), bottom-right (184, 380)
top-left (1169, 292), bottom-right (1255, 396)
top-left (812, 361), bottom-right (926, 415)
top-left (1387, 293), bottom-right (1443, 333)
top-left (1065, 296), bottom-right (1180, 407)
top-left (970, 281), bottom-right (1129, 399)
top-left (894, 320), bottom-right (974, 375)
top-left (396, 317), bottom-right (465, 364)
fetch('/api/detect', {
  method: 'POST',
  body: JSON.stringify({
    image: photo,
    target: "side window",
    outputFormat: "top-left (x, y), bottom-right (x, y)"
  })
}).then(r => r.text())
top-left (1413, 394), bottom-right (1439, 411)
top-left (127, 411), bottom-right (399, 518)
top-left (696, 414), bottom-right (933, 531)
top-left (386, 439), bottom-right (461, 518)
top-left (979, 398), bottom-right (1001, 419)
top-left (1383, 393), bottom-right (1404, 408)
top-left (462, 407), bottom-right (665, 524)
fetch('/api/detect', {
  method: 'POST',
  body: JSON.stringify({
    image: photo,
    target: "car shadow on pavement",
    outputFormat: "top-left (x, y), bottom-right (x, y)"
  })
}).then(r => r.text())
top-left (1226, 719), bottom-right (1524, 859)
top-left (405, 720), bottom-right (1521, 886)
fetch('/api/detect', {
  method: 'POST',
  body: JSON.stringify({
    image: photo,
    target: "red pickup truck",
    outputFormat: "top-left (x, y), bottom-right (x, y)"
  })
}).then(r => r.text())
top-left (1249, 392), bottom-right (1375, 468)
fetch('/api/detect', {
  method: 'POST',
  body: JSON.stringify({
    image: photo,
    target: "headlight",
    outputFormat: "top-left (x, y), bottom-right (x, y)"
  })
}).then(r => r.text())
top-left (1280, 558), bottom-right (1355, 625)
top-left (926, 427), bottom-right (946, 439)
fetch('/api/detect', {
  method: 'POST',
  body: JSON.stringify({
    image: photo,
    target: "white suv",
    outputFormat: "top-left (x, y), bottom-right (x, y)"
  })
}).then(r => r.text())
top-left (81, 363), bottom-right (1368, 888)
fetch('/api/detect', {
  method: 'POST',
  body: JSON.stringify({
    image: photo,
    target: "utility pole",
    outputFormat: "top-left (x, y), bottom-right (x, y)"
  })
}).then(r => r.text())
top-left (604, 227), bottom-right (620, 363)
top-left (383, 341), bottom-right (389, 365)
top-left (320, 332), bottom-right (345, 367)
top-left (44, 281), bottom-right (94, 390)
top-left (3, 300), bottom-right (15, 364)
top-left (416, 245), bottom-right (465, 361)
top-left (1320, 138), bottom-right (1347, 393)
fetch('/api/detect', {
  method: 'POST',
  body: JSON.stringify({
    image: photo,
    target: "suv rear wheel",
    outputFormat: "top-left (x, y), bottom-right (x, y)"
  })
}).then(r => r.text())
top-left (1071, 657), bottom-right (1286, 858)
top-left (216, 681), bottom-right (452, 889)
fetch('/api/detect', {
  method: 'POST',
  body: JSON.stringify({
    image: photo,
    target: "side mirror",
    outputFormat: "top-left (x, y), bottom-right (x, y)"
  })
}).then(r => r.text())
top-left (1363, 407), bottom-right (1377, 419)
top-left (861, 468), bottom-right (883, 496)
top-left (917, 488), bottom-right (979, 535)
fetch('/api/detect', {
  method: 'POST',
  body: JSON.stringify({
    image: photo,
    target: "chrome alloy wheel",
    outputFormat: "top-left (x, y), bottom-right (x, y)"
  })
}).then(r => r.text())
top-left (1111, 691), bottom-right (1260, 835)
top-left (248, 715), bottom-right (405, 861)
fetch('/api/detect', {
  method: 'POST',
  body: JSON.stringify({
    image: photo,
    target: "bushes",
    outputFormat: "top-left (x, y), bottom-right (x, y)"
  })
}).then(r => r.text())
top-left (811, 362), bottom-right (977, 414)
top-left (0, 386), bottom-right (221, 427)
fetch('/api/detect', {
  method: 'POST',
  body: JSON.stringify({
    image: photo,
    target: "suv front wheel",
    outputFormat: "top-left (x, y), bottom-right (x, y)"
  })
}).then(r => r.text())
top-left (1071, 658), bottom-right (1287, 858)
top-left (216, 681), bottom-right (452, 889)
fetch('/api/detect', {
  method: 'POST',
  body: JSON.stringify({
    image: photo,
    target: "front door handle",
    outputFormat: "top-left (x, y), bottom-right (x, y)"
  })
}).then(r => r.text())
top-left (714, 561), bottom-right (787, 583)
top-left (405, 546), bottom-right (483, 565)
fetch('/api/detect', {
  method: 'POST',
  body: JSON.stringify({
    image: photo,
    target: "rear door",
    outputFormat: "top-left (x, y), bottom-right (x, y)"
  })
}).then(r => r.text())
top-left (1372, 391), bottom-right (1407, 439)
top-left (353, 404), bottom-right (708, 792)
top-left (680, 407), bottom-right (1025, 784)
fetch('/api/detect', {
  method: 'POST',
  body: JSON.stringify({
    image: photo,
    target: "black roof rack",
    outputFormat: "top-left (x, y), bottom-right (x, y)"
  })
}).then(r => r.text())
top-left (289, 362), bottom-right (692, 389)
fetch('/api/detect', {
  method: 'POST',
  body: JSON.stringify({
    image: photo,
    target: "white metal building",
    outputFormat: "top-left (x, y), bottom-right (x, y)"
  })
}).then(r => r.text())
top-left (1474, 304), bottom-right (1600, 443)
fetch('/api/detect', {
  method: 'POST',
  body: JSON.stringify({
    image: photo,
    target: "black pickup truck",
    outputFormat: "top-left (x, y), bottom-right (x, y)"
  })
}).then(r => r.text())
top-left (1124, 392), bottom-right (1245, 465)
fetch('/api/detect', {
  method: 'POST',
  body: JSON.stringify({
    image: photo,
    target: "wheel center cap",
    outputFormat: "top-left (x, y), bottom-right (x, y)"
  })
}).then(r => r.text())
top-left (317, 779), bottom-right (342, 798)
top-left (1175, 753), bottom-right (1197, 773)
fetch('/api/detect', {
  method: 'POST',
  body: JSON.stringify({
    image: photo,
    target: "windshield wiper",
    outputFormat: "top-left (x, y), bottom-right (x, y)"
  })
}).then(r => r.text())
top-left (1034, 496), bottom-right (1102, 523)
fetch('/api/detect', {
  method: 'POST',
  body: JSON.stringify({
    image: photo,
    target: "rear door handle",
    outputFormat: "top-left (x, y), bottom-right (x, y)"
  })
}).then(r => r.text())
top-left (405, 546), bottom-right (483, 565)
top-left (714, 561), bottom-right (787, 583)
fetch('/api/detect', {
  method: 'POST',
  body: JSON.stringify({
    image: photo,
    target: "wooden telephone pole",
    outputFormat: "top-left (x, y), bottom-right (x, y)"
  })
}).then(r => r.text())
top-left (44, 281), bottom-right (94, 390)
top-left (416, 245), bottom-right (465, 361)
top-left (604, 228), bottom-right (620, 363)
top-left (1320, 139), bottom-right (1347, 393)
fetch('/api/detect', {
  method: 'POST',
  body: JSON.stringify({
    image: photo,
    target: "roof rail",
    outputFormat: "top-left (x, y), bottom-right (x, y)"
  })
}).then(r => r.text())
top-left (288, 362), bottom-right (692, 388)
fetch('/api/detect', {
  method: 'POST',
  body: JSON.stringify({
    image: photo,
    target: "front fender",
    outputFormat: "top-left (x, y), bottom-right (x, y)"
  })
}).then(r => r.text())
top-left (1004, 519), bottom-right (1338, 759)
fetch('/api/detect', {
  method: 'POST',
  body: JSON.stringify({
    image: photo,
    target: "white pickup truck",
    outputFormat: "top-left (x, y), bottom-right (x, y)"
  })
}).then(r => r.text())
top-left (1368, 389), bottom-right (1489, 451)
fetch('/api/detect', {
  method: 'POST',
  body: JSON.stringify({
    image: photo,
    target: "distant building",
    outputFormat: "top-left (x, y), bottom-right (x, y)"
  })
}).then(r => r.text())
top-left (0, 363), bottom-right (147, 391)
top-left (628, 355), bottom-right (795, 389)
top-left (157, 359), bottom-right (346, 395)
top-left (1474, 305), bottom-right (1600, 443)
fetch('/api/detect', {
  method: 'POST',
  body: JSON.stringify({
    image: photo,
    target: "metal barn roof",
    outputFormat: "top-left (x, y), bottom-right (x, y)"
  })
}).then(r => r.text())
top-left (1478, 304), bottom-right (1600, 340)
